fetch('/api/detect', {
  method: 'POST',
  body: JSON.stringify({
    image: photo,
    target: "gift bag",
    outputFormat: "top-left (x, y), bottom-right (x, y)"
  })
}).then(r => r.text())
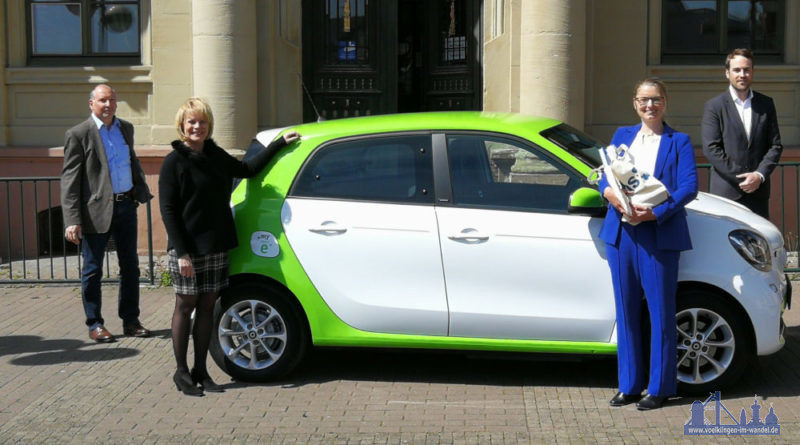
top-left (589, 144), bottom-right (670, 223)
top-left (607, 144), bottom-right (670, 208)
top-left (590, 145), bottom-right (631, 215)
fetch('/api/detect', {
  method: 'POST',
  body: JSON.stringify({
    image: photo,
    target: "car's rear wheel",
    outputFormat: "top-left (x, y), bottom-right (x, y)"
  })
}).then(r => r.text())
top-left (676, 289), bottom-right (753, 395)
top-left (210, 282), bottom-right (308, 381)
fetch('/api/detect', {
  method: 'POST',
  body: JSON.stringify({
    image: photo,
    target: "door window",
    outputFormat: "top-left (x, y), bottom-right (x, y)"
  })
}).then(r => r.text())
top-left (292, 135), bottom-right (433, 203)
top-left (322, 0), bottom-right (371, 65)
top-left (446, 134), bottom-right (582, 212)
top-left (437, 0), bottom-right (469, 66)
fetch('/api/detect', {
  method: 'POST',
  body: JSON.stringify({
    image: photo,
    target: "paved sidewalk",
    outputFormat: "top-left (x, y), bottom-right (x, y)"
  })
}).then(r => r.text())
top-left (0, 284), bottom-right (798, 444)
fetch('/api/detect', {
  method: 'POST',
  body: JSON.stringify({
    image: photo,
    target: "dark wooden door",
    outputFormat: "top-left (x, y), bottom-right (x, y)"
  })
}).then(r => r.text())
top-left (302, 0), bottom-right (397, 121)
top-left (302, 0), bottom-right (481, 121)
top-left (421, 0), bottom-right (482, 111)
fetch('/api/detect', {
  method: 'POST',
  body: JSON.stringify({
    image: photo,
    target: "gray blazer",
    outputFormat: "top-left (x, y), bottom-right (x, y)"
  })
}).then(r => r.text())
top-left (60, 117), bottom-right (153, 234)
top-left (701, 90), bottom-right (783, 201)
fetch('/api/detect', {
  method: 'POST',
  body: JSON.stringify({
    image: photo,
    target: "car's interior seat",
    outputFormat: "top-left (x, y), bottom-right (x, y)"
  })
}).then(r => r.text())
top-left (447, 137), bottom-right (489, 205)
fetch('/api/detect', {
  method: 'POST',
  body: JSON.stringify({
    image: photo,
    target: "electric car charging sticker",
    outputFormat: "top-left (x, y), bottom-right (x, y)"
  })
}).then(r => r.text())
top-left (250, 231), bottom-right (279, 258)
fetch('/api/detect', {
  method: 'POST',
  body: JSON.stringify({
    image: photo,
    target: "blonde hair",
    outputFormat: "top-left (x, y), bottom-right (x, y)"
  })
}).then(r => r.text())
top-left (175, 97), bottom-right (214, 141)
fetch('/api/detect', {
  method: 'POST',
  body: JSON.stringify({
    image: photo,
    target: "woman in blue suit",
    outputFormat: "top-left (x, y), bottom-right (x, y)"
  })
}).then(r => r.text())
top-left (599, 78), bottom-right (698, 410)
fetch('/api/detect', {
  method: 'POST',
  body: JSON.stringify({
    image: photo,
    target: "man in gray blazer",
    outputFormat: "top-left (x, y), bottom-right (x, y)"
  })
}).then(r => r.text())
top-left (61, 84), bottom-right (153, 342)
top-left (701, 48), bottom-right (783, 219)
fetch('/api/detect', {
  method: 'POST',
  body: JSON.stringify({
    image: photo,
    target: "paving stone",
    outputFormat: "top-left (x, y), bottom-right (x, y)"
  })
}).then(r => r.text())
top-left (1, 283), bottom-right (800, 443)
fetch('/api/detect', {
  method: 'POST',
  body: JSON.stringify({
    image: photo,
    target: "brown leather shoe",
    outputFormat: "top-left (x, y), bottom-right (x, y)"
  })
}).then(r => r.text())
top-left (123, 322), bottom-right (151, 337)
top-left (89, 326), bottom-right (115, 343)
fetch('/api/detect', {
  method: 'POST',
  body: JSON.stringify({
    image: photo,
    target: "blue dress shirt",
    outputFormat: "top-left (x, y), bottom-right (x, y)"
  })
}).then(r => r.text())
top-left (91, 113), bottom-right (133, 194)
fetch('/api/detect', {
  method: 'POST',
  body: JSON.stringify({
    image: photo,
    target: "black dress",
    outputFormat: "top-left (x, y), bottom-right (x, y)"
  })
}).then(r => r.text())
top-left (158, 137), bottom-right (288, 258)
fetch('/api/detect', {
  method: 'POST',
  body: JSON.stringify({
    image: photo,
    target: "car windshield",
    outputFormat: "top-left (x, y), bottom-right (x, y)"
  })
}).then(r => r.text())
top-left (540, 123), bottom-right (604, 168)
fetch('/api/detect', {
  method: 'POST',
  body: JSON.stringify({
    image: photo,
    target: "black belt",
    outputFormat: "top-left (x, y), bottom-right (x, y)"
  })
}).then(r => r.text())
top-left (114, 191), bottom-right (133, 202)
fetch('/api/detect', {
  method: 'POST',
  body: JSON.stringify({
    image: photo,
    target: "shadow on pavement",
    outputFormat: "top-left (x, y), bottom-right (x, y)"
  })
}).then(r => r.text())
top-left (235, 347), bottom-right (619, 390)
top-left (223, 325), bottom-right (800, 405)
top-left (144, 328), bottom-right (172, 340)
top-left (0, 335), bottom-right (139, 365)
top-left (729, 324), bottom-right (800, 400)
top-left (0, 336), bottom-right (85, 357)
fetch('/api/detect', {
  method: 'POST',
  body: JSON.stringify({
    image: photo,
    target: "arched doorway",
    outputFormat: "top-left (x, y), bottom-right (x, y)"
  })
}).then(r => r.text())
top-left (302, 0), bottom-right (482, 122)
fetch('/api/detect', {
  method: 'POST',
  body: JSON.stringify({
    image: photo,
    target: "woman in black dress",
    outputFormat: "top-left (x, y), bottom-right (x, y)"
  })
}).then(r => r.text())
top-left (159, 97), bottom-right (299, 396)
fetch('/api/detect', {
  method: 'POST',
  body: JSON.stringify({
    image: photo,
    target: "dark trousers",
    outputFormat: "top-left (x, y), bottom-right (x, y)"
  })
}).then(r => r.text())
top-left (81, 198), bottom-right (141, 330)
top-left (736, 192), bottom-right (770, 219)
top-left (606, 221), bottom-right (679, 397)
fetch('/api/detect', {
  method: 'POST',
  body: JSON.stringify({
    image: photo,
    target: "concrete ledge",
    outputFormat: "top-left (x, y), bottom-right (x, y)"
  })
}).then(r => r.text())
top-left (0, 145), bottom-right (173, 158)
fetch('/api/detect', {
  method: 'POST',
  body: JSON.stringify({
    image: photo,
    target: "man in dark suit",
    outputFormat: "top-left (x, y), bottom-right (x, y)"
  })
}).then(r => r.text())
top-left (61, 84), bottom-right (153, 342)
top-left (701, 48), bottom-right (783, 218)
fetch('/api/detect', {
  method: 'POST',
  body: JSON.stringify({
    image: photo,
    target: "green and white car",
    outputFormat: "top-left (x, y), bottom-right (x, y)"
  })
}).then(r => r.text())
top-left (210, 112), bottom-right (789, 394)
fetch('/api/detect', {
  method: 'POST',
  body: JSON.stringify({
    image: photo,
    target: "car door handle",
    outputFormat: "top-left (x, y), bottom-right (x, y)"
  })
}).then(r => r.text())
top-left (309, 222), bottom-right (347, 234)
top-left (448, 230), bottom-right (489, 241)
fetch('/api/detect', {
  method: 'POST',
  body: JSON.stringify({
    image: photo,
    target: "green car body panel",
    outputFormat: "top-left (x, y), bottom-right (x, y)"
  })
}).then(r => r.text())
top-left (228, 112), bottom-right (616, 355)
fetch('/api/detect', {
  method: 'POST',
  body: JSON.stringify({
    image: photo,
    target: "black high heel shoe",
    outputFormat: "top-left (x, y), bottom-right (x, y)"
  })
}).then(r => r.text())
top-left (173, 370), bottom-right (204, 397)
top-left (191, 368), bottom-right (225, 393)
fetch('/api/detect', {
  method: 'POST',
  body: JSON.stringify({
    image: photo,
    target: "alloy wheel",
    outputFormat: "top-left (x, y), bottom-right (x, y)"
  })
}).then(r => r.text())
top-left (676, 307), bottom-right (736, 385)
top-left (218, 299), bottom-right (287, 370)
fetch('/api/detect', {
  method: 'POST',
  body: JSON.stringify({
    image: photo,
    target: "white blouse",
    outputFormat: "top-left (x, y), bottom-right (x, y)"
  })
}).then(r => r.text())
top-left (627, 130), bottom-right (661, 176)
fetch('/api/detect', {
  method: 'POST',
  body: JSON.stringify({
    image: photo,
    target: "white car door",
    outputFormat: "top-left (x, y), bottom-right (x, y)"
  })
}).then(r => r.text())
top-left (282, 134), bottom-right (449, 336)
top-left (437, 133), bottom-right (616, 342)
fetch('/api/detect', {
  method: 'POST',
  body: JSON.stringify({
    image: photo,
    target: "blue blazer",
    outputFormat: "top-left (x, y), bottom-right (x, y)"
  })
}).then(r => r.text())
top-left (598, 123), bottom-right (698, 251)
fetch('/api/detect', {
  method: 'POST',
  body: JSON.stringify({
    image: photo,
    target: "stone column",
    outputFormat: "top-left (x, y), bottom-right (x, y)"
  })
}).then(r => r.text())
top-left (519, 0), bottom-right (585, 128)
top-left (257, 0), bottom-right (303, 127)
top-left (192, 0), bottom-right (257, 149)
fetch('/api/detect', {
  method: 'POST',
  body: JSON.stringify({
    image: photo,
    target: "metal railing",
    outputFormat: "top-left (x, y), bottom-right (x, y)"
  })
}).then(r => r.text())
top-left (775, 163), bottom-right (800, 255)
top-left (2, 165), bottom-right (799, 282)
top-left (0, 176), bottom-right (155, 285)
top-left (696, 163), bottom-right (799, 272)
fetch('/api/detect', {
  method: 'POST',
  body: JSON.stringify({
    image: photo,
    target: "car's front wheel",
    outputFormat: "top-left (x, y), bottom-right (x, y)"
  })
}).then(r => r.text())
top-left (210, 282), bottom-right (308, 381)
top-left (676, 289), bottom-right (753, 395)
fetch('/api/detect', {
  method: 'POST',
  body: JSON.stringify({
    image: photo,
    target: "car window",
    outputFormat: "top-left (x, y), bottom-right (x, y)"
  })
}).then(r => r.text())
top-left (540, 123), bottom-right (604, 168)
top-left (447, 134), bottom-right (582, 213)
top-left (292, 135), bottom-right (433, 203)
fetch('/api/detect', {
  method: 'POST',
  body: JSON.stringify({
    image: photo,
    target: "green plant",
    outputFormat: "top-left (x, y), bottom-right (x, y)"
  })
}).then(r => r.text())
top-left (160, 269), bottom-right (173, 287)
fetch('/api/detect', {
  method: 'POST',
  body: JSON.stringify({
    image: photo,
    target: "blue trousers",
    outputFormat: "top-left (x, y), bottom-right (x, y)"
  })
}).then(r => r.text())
top-left (606, 221), bottom-right (679, 397)
top-left (81, 198), bottom-right (141, 330)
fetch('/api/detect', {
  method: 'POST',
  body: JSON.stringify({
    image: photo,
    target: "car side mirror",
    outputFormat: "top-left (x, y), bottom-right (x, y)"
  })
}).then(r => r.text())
top-left (568, 187), bottom-right (606, 217)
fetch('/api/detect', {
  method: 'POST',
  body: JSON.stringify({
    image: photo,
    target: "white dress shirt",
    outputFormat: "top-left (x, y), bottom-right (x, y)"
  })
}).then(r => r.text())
top-left (729, 85), bottom-right (753, 140)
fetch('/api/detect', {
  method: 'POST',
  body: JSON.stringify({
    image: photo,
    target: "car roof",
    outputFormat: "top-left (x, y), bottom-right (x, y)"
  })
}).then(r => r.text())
top-left (264, 112), bottom-right (563, 144)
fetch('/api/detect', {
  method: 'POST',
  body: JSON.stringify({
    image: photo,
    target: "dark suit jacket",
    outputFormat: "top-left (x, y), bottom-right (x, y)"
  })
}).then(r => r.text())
top-left (701, 90), bottom-right (783, 201)
top-left (60, 117), bottom-right (152, 234)
top-left (598, 124), bottom-right (698, 251)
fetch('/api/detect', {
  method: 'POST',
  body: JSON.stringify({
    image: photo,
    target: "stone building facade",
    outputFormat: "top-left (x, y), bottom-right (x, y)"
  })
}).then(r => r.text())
top-left (1, 0), bottom-right (799, 256)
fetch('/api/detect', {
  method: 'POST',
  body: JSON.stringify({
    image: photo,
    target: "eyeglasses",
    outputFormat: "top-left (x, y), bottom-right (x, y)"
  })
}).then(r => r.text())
top-left (635, 96), bottom-right (665, 106)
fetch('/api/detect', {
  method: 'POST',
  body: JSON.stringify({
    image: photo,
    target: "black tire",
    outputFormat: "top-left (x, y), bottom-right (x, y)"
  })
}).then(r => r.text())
top-left (210, 282), bottom-right (308, 382)
top-left (676, 288), bottom-right (753, 395)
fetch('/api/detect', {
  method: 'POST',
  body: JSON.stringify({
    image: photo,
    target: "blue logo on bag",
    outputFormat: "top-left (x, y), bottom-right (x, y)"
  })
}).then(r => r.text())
top-left (684, 392), bottom-right (780, 436)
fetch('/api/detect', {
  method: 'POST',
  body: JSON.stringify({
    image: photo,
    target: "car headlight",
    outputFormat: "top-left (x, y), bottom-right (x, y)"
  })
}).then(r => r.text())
top-left (728, 229), bottom-right (771, 272)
